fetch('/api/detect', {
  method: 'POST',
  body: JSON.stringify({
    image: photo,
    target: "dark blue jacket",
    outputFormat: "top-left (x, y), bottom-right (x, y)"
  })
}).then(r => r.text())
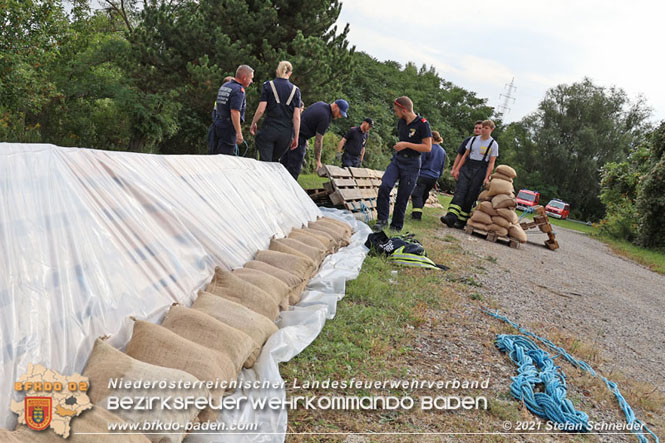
top-left (419, 143), bottom-right (446, 179)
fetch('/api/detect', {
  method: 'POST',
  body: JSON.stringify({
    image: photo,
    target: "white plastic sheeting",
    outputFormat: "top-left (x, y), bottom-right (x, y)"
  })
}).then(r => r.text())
top-left (0, 143), bottom-right (321, 430)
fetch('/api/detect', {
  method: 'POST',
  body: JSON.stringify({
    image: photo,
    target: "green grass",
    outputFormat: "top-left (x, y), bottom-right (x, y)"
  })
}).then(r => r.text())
top-left (600, 237), bottom-right (665, 275)
top-left (297, 173), bottom-right (329, 189)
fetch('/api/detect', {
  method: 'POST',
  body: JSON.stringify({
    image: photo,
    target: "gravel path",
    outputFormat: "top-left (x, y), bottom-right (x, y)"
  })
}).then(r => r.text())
top-left (440, 224), bottom-right (665, 390)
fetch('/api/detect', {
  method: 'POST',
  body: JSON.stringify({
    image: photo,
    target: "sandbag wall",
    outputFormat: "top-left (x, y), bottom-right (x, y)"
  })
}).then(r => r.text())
top-left (466, 165), bottom-right (528, 244)
top-left (1, 216), bottom-right (353, 442)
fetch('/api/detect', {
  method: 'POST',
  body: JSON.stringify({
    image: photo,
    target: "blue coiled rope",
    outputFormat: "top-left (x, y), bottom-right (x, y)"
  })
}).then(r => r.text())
top-left (495, 334), bottom-right (589, 430)
top-left (483, 307), bottom-right (659, 443)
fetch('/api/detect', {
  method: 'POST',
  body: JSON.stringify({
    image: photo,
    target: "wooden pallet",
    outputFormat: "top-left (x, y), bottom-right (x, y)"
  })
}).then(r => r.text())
top-left (519, 205), bottom-right (559, 250)
top-left (464, 224), bottom-right (521, 249)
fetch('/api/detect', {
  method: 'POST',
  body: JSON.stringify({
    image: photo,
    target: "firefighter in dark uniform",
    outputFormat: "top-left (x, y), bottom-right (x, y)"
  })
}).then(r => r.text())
top-left (374, 96), bottom-right (432, 232)
top-left (410, 131), bottom-right (447, 220)
top-left (441, 119), bottom-right (498, 228)
top-left (211, 65), bottom-right (254, 155)
top-left (336, 118), bottom-right (373, 168)
top-left (249, 61), bottom-right (302, 162)
top-left (280, 99), bottom-right (348, 180)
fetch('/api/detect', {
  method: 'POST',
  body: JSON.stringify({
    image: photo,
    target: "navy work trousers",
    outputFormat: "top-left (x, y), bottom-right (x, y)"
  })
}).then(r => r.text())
top-left (376, 153), bottom-right (421, 230)
top-left (280, 135), bottom-right (308, 180)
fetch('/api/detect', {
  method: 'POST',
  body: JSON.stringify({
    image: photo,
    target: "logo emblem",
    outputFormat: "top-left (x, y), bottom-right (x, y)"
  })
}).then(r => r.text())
top-left (25, 397), bottom-right (52, 431)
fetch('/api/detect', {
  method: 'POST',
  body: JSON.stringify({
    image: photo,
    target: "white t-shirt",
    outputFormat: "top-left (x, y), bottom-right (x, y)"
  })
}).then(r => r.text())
top-left (466, 136), bottom-right (498, 161)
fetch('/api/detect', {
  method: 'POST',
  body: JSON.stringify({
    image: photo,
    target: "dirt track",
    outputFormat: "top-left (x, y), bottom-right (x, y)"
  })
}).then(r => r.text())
top-left (443, 224), bottom-right (665, 390)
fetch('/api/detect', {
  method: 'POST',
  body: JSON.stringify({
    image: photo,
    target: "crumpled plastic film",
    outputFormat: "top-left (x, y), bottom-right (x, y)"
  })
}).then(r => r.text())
top-left (187, 208), bottom-right (371, 443)
top-left (0, 143), bottom-right (319, 429)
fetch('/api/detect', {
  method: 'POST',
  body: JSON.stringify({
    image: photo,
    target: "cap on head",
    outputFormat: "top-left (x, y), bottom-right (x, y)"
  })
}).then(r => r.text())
top-left (363, 117), bottom-right (374, 127)
top-left (334, 99), bottom-right (349, 117)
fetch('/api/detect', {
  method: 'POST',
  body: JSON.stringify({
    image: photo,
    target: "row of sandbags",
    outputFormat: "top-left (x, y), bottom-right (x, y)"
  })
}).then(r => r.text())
top-left (466, 165), bottom-right (528, 243)
top-left (2, 217), bottom-right (353, 443)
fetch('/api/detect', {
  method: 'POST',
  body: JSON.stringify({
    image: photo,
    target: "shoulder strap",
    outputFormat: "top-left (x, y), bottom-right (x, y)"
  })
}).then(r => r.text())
top-left (286, 86), bottom-right (298, 106)
top-left (269, 80), bottom-right (280, 104)
top-left (481, 139), bottom-right (494, 162)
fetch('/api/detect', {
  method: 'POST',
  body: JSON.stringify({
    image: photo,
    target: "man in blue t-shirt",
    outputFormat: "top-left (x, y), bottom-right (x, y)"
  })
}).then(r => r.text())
top-left (280, 99), bottom-right (348, 179)
top-left (337, 118), bottom-right (373, 168)
top-left (374, 96), bottom-right (432, 232)
top-left (210, 65), bottom-right (254, 155)
top-left (410, 131), bottom-right (447, 220)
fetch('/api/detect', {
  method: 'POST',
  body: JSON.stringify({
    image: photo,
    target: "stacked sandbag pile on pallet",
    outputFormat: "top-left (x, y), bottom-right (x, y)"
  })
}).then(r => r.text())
top-left (467, 165), bottom-right (527, 245)
top-left (0, 217), bottom-right (353, 443)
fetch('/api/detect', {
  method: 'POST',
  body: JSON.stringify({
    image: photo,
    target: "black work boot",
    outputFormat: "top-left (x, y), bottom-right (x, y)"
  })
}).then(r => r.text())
top-left (440, 213), bottom-right (457, 228)
top-left (411, 211), bottom-right (422, 220)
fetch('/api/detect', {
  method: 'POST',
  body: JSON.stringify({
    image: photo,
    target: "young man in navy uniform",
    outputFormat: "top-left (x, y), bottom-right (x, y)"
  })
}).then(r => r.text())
top-left (441, 119), bottom-right (498, 228)
top-left (280, 99), bottom-right (348, 180)
top-left (249, 61), bottom-right (301, 162)
top-left (410, 131), bottom-right (447, 220)
top-left (337, 118), bottom-right (373, 168)
top-left (211, 65), bottom-right (254, 155)
top-left (374, 96), bottom-right (432, 232)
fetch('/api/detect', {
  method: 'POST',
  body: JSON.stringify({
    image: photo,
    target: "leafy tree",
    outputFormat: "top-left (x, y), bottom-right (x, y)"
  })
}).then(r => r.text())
top-left (635, 123), bottom-right (665, 248)
top-left (498, 78), bottom-right (652, 220)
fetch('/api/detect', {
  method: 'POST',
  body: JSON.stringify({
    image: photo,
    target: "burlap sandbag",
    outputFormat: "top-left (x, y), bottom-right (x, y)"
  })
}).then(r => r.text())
top-left (162, 305), bottom-right (259, 370)
top-left (207, 268), bottom-right (281, 319)
top-left (289, 228), bottom-right (335, 254)
top-left (487, 178), bottom-right (514, 198)
top-left (308, 221), bottom-right (350, 247)
top-left (487, 224), bottom-right (509, 237)
top-left (288, 231), bottom-right (329, 255)
top-left (267, 240), bottom-right (318, 275)
top-left (83, 338), bottom-right (207, 441)
top-left (8, 407), bottom-right (151, 443)
top-left (496, 164), bottom-right (517, 178)
top-left (126, 320), bottom-right (235, 422)
top-left (496, 207), bottom-right (519, 224)
top-left (318, 217), bottom-right (353, 237)
top-left (470, 210), bottom-right (492, 225)
top-left (232, 267), bottom-right (290, 310)
top-left (192, 291), bottom-right (277, 349)
top-left (271, 237), bottom-right (325, 265)
top-left (509, 223), bottom-right (528, 243)
top-left (491, 172), bottom-right (513, 183)
top-left (243, 260), bottom-right (308, 305)
top-left (255, 249), bottom-right (315, 281)
top-left (478, 201), bottom-right (498, 216)
top-left (491, 215), bottom-right (511, 229)
top-left (492, 194), bottom-right (517, 209)
top-left (466, 219), bottom-right (490, 231)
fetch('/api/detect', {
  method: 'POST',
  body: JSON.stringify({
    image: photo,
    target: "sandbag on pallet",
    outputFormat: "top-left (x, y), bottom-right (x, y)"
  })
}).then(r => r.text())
top-left (255, 250), bottom-right (316, 281)
top-left (83, 338), bottom-right (207, 442)
top-left (125, 320), bottom-right (235, 422)
top-left (232, 267), bottom-right (290, 311)
top-left (243, 260), bottom-right (308, 305)
top-left (469, 210), bottom-right (492, 225)
top-left (5, 407), bottom-right (151, 443)
top-left (162, 305), bottom-right (260, 370)
top-left (207, 268), bottom-right (281, 320)
top-left (192, 292), bottom-right (278, 349)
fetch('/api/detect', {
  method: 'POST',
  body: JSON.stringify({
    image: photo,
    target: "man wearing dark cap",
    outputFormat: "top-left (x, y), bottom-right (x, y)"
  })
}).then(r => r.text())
top-left (280, 99), bottom-right (348, 179)
top-left (337, 118), bottom-right (373, 168)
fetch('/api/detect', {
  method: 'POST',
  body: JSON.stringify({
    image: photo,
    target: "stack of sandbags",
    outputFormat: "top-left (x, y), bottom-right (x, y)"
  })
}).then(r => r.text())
top-left (467, 165), bottom-right (526, 243)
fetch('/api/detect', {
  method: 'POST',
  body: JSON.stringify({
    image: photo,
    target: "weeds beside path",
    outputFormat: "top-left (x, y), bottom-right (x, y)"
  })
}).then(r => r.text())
top-left (281, 200), bottom-right (664, 441)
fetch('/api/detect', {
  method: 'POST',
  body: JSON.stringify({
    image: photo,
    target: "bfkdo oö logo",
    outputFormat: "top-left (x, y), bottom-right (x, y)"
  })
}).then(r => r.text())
top-left (11, 363), bottom-right (92, 439)
top-left (25, 397), bottom-right (52, 431)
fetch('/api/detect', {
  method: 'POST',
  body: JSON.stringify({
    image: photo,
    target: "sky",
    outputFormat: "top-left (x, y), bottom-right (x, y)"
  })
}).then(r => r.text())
top-left (336, 0), bottom-right (664, 123)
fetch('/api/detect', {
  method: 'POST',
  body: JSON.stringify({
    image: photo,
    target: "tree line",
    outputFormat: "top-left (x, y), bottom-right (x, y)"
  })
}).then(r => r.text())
top-left (1, 0), bottom-right (663, 248)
